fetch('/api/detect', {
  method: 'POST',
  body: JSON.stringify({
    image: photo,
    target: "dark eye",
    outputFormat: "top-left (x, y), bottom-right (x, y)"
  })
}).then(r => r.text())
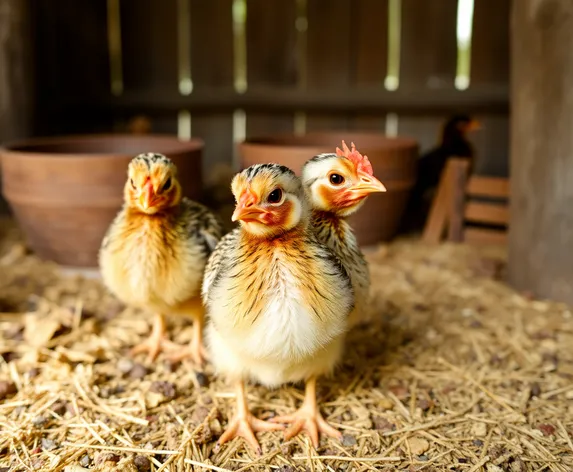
top-left (130, 178), bottom-right (136, 189)
top-left (267, 188), bottom-right (283, 204)
top-left (329, 173), bottom-right (345, 185)
top-left (161, 177), bottom-right (172, 192)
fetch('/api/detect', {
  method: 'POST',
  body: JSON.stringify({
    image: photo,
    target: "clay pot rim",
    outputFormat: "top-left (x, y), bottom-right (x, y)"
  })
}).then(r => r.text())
top-left (240, 131), bottom-right (419, 151)
top-left (0, 134), bottom-right (204, 160)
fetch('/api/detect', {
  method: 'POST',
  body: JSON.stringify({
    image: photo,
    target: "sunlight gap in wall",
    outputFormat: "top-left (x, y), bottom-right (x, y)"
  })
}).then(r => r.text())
top-left (233, 0), bottom-right (248, 94)
top-left (177, 0), bottom-right (192, 140)
top-left (232, 0), bottom-right (247, 167)
top-left (106, 0), bottom-right (123, 96)
top-left (178, 110), bottom-right (192, 140)
top-left (455, 0), bottom-right (474, 90)
top-left (178, 0), bottom-right (193, 95)
top-left (384, 0), bottom-right (401, 137)
top-left (294, 0), bottom-right (308, 136)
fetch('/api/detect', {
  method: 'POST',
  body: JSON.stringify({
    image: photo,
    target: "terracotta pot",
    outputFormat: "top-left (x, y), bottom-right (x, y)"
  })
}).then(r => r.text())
top-left (239, 132), bottom-right (419, 245)
top-left (0, 134), bottom-right (203, 267)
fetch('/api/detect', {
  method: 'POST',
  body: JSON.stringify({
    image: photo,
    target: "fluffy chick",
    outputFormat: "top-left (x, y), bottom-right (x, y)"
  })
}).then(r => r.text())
top-left (99, 153), bottom-right (224, 365)
top-left (302, 141), bottom-right (386, 327)
top-left (202, 163), bottom-right (354, 452)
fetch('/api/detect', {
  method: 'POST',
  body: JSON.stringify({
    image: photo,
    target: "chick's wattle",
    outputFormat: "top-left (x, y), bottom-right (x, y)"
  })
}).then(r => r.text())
top-left (99, 153), bottom-right (224, 365)
top-left (202, 163), bottom-right (354, 452)
top-left (302, 141), bottom-right (386, 326)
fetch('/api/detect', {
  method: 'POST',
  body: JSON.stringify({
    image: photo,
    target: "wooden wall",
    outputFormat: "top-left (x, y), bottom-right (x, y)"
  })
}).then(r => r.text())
top-left (29, 0), bottom-right (510, 177)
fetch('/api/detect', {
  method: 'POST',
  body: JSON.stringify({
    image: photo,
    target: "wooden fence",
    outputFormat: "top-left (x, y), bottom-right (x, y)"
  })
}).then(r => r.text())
top-left (29, 0), bottom-right (510, 177)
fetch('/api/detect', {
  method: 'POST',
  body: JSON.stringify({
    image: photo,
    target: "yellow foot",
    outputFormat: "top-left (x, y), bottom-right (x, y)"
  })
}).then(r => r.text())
top-left (129, 336), bottom-right (180, 362)
top-left (166, 340), bottom-right (208, 367)
top-left (216, 414), bottom-right (284, 454)
top-left (271, 407), bottom-right (341, 448)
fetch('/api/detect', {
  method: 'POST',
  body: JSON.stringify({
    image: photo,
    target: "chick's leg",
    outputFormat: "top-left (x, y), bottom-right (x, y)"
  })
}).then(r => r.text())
top-left (217, 380), bottom-right (284, 454)
top-left (130, 313), bottom-right (168, 362)
top-left (166, 300), bottom-right (208, 367)
top-left (271, 376), bottom-right (342, 448)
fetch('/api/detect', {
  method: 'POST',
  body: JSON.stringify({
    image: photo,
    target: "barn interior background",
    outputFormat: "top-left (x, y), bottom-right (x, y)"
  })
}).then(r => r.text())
top-left (5, 0), bottom-right (509, 177)
top-left (3, 1), bottom-right (573, 472)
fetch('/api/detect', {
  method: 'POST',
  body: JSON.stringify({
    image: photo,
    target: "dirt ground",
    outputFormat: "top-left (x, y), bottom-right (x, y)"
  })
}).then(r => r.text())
top-left (1, 219), bottom-right (572, 472)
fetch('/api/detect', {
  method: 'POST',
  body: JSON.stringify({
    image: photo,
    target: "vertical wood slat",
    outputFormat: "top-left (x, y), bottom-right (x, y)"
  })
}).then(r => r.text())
top-left (470, 0), bottom-right (510, 177)
top-left (0, 0), bottom-right (31, 142)
top-left (447, 158), bottom-right (470, 242)
top-left (305, 0), bottom-right (352, 131)
top-left (350, 0), bottom-right (388, 131)
top-left (120, 0), bottom-right (178, 133)
top-left (245, 0), bottom-right (296, 138)
top-left (31, 0), bottom-right (111, 135)
top-left (399, 0), bottom-right (458, 151)
top-left (189, 0), bottom-right (235, 173)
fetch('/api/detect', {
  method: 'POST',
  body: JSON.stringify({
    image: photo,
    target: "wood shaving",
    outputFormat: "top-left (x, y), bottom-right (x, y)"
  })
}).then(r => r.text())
top-left (0, 219), bottom-right (572, 471)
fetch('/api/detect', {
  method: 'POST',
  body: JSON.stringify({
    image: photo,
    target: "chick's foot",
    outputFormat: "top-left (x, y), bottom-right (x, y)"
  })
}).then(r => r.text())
top-left (130, 313), bottom-right (179, 362)
top-left (165, 338), bottom-right (207, 366)
top-left (217, 380), bottom-right (284, 454)
top-left (217, 413), bottom-right (284, 454)
top-left (271, 376), bottom-right (341, 448)
top-left (165, 318), bottom-right (208, 367)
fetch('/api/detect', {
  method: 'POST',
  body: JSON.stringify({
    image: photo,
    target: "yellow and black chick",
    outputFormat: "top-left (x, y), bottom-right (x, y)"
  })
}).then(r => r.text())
top-left (99, 152), bottom-right (224, 366)
top-left (202, 163), bottom-right (355, 452)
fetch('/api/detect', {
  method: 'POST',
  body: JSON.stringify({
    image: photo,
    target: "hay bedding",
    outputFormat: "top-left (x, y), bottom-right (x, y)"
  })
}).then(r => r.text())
top-left (0, 219), bottom-right (572, 472)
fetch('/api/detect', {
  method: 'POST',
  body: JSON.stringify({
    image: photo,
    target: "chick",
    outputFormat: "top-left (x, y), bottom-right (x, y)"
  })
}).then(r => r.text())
top-left (99, 153), bottom-right (224, 365)
top-left (202, 164), bottom-right (354, 452)
top-left (302, 141), bottom-right (386, 327)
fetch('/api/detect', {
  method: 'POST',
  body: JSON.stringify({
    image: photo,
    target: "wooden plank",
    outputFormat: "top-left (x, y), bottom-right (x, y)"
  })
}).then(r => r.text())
top-left (422, 159), bottom-right (453, 243)
top-left (351, 0), bottom-right (389, 130)
top-left (465, 202), bottom-right (509, 226)
top-left (464, 227), bottom-right (507, 246)
top-left (509, 0), bottom-right (573, 303)
top-left (0, 0), bottom-right (31, 142)
top-left (189, 0), bottom-right (235, 173)
top-left (190, 0), bottom-right (234, 89)
top-left (467, 176), bottom-right (510, 198)
top-left (120, 0), bottom-right (178, 92)
top-left (247, 114), bottom-right (294, 137)
top-left (399, 0), bottom-right (458, 154)
top-left (471, 0), bottom-right (510, 85)
top-left (447, 159), bottom-right (470, 242)
top-left (245, 0), bottom-right (296, 137)
top-left (305, 0), bottom-right (352, 130)
top-left (31, 0), bottom-right (111, 135)
top-left (49, 86), bottom-right (508, 116)
top-left (470, 0), bottom-right (510, 177)
top-left (192, 112), bottom-right (234, 169)
top-left (119, 0), bottom-right (179, 134)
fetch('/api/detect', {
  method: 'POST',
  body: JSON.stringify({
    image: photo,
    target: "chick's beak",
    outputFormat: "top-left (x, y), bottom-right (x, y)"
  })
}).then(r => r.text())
top-left (139, 181), bottom-right (155, 210)
top-left (232, 191), bottom-right (268, 223)
top-left (349, 171), bottom-right (387, 198)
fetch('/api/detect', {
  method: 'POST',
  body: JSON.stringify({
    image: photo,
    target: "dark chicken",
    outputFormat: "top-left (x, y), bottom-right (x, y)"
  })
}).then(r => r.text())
top-left (403, 114), bottom-right (481, 232)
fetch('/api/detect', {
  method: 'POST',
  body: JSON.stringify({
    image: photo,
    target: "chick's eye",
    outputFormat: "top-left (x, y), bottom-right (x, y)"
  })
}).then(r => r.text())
top-left (130, 178), bottom-right (136, 189)
top-left (161, 177), bottom-right (172, 192)
top-left (329, 173), bottom-right (345, 185)
top-left (267, 188), bottom-right (283, 204)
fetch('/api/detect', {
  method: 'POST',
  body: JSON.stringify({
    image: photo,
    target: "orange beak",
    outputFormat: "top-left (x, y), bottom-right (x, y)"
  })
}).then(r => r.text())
top-left (232, 191), bottom-right (268, 223)
top-left (348, 171), bottom-right (387, 198)
top-left (139, 180), bottom-right (155, 210)
top-left (466, 119), bottom-right (482, 132)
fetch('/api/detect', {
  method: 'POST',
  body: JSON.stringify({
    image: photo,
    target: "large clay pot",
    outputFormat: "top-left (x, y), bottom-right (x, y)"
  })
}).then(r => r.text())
top-left (239, 132), bottom-right (418, 245)
top-left (0, 134), bottom-right (203, 267)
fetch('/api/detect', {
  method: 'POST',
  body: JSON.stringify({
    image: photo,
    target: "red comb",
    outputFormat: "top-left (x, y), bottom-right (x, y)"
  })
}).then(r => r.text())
top-left (335, 140), bottom-right (374, 176)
